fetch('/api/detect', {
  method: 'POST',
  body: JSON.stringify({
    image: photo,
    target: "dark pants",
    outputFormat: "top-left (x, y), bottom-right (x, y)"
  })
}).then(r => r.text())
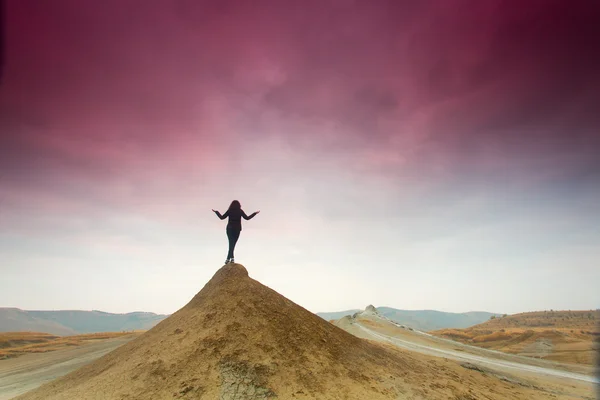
top-left (226, 226), bottom-right (241, 260)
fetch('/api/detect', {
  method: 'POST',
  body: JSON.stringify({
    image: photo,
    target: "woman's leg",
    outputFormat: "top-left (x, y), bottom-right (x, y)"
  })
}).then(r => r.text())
top-left (226, 228), bottom-right (241, 260)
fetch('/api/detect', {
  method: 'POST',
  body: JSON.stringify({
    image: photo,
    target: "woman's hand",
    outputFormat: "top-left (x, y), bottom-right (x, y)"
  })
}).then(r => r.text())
top-left (255, 210), bottom-right (260, 214)
top-left (212, 209), bottom-right (218, 213)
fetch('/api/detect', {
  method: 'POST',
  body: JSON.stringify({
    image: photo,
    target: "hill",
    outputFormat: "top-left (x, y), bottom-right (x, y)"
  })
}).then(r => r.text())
top-left (318, 307), bottom-right (500, 331)
top-left (467, 310), bottom-right (597, 331)
top-left (431, 310), bottom-right (599, 365)
top-left (26, 310), bottom-right (167, 333)
top-left (0, 308), bottom-right (78, 336)
top-left (0, 308), bottom-right (167, 335)
top-left (15, 263), bottom-right (558, 400)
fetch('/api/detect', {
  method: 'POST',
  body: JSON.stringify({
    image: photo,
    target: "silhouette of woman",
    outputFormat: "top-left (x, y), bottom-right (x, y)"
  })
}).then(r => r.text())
top-left (212, 200), bottom-right (260, 265)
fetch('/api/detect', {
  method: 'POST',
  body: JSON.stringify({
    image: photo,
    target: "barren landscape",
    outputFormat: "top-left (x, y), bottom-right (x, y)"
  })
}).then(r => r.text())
top-left (0, 334), bottom-right (139, 400)
top-left (0, 332), bottom-right (137, 361)
top-left (334, 307), bottom-right (598, 399)
top-left (1, 265), bottom-right (597, 399)
top-left (431, 310), bottom-right (599, 365)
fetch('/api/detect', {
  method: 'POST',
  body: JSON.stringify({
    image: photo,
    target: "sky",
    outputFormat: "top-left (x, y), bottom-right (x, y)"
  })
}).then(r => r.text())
top-left (1, 0), bottom-right (599, 316)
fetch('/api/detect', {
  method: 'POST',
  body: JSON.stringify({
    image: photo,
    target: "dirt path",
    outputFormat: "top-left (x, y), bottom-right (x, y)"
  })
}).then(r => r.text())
top-left (0, 335), bottom-right (138, 400)
top-left (356, 323), bottom-right (599, 384)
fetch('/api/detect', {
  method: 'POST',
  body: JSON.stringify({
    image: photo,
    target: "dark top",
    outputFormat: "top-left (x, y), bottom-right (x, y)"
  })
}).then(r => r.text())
top-left (215, 208), bottom-right (257, 231)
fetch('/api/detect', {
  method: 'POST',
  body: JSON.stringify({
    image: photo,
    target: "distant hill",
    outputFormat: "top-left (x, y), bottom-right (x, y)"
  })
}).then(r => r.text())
top-left (0, 308), bottom-right (168, 335)
top-left (317, 307), bottom-right (501, 331)
top-left (0, 308), bottom-right (78, 336)
top-left (463, 310), bottom-right (599, 331)
top-left (431, 310), bottom-right (599, 365)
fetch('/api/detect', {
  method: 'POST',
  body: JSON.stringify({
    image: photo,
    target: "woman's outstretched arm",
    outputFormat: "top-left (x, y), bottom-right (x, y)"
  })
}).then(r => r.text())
top-left (212, 209), bottom-right (229, 220)
top-left (242, 210), bottom-right (260, 220)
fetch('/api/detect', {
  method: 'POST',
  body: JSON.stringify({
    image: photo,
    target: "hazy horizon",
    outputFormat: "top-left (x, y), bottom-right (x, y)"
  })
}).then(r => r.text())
top-left (3, 300), bottom-right (597, 320)
top-left (2, 304), bottom-right (509, 316)
top-left (1, 1), bottom-right (599, 317)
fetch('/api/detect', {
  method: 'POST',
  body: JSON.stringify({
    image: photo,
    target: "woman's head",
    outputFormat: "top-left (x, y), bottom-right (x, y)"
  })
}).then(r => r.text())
top-left (228, 200), bottom-right (241, 211)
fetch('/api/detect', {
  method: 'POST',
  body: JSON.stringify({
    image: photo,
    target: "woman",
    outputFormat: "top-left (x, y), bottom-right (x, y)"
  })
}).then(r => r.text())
top-left (212, 200), bottom-right (260, 265)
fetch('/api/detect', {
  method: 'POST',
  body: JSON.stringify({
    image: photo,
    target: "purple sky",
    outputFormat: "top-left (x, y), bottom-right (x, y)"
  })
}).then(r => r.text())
top-left (1, 0), bottom-right (599, 315)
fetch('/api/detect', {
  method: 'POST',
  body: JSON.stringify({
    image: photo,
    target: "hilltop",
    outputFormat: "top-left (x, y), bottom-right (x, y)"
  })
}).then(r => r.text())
top-left (15, 264), bottom-right (568, 400)
top-left (432, 310), bottom-right (599, 365)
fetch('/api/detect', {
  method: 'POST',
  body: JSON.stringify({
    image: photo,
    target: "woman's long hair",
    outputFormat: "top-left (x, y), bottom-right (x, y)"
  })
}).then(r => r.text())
top-left (227, 200), bottom-right (241, 211)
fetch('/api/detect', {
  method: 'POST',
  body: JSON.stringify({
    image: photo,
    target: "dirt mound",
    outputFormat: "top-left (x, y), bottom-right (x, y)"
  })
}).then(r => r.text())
top-left (14, 264), bottom-right (595, 400)
top-left (364, 305), bottom-right (377, 314)
top-left (15, 264), bottom-right (415, 399)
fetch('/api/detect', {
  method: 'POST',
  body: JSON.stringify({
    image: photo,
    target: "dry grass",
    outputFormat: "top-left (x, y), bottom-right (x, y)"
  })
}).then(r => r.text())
top-left (483, 310), bottom-right (598, 330)
top-left (434, 329), bottom-right (475, 341)
top-left (0, 332), bottom-right (60, 347)
top-left (471, 331), bottom-right (513, 343)
top-left (0, 331), bottom-right (137, 359)
top-left (432, 310), bottom-right (599, 365)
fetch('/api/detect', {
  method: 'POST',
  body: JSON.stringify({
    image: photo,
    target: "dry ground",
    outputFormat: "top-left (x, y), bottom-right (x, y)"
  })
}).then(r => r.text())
top-left (14, 265), bottom-right (600, 400)
top-left (335, 311), bottom-right (598, 400)
top-left (0, 334), bottom-right (140, 400)
top-left (0, 332), bottom-right (138, 360)
top-left (431, 310), bottom-right (599, 365)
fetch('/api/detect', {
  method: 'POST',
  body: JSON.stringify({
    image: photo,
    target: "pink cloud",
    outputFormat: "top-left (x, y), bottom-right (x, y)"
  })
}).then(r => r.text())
top-left (0, 0), bottom-right (598, 225)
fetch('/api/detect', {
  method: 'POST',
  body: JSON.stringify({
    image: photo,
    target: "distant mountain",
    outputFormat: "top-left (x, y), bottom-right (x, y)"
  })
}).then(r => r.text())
top-left (0, 308), bottom-right (168, 336)
top-left (27, 310), bottom-right (168, 334)
top-left (317, 307), bottom-right (502, 331)
top-left (0, 308), bottom-right (78, 336)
